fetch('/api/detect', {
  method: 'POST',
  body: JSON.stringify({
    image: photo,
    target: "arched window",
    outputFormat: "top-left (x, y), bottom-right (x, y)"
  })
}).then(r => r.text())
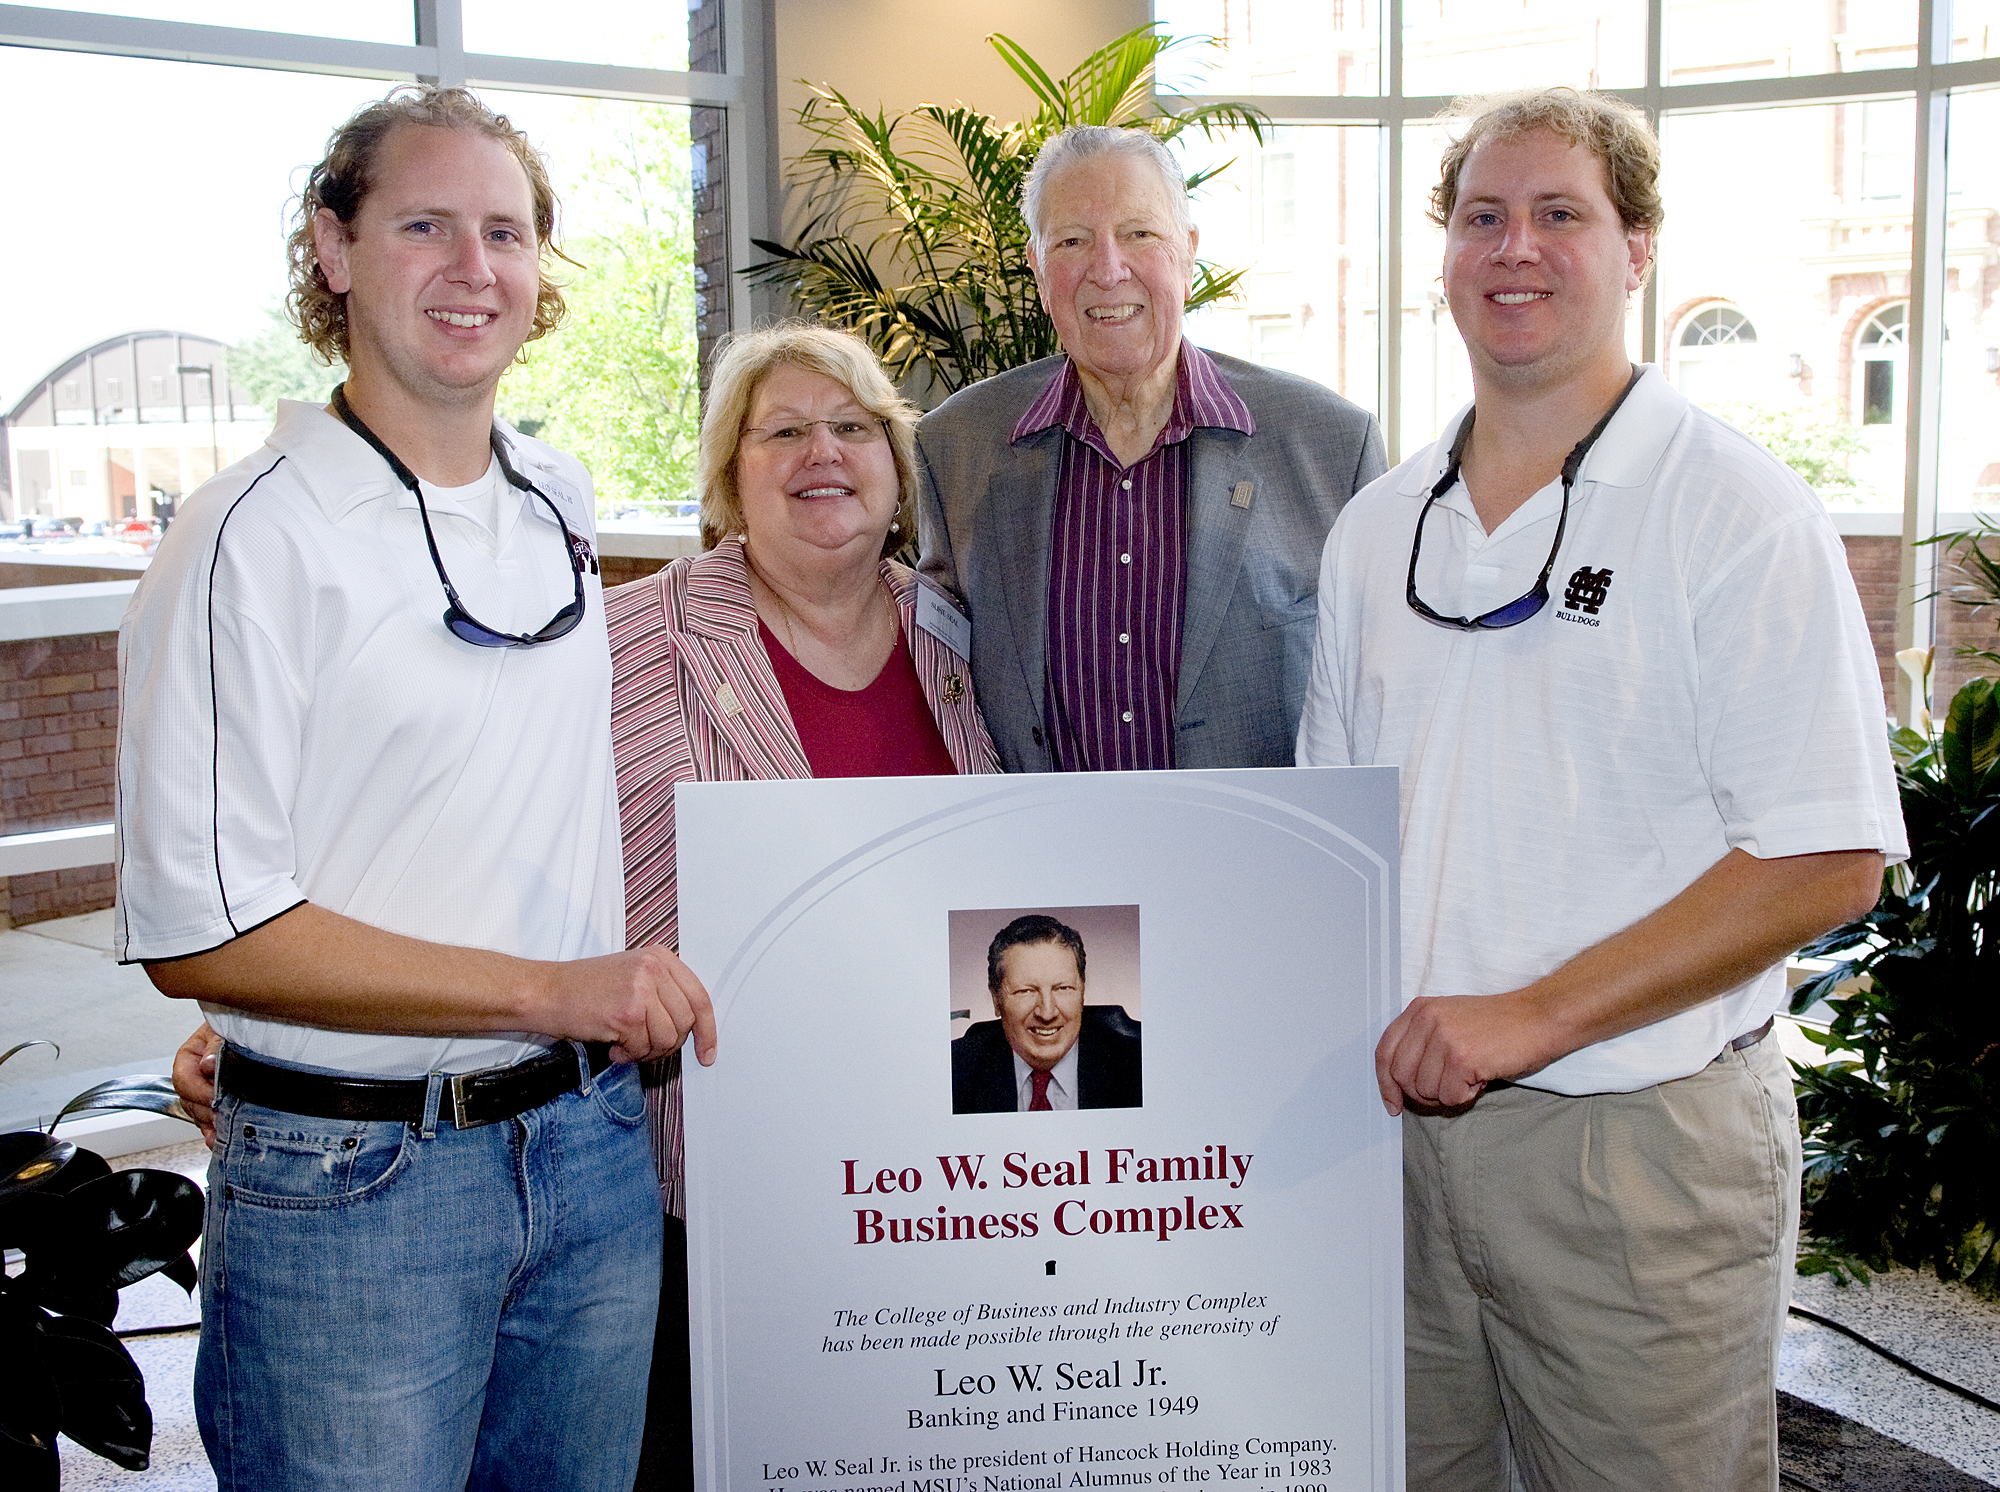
top-left (1680, 305), bottom-right (1758, 347)
top-left (1857, 303), bottom-right (1907, 426)
top-left (1673, 303), bottom-right (1765, 406)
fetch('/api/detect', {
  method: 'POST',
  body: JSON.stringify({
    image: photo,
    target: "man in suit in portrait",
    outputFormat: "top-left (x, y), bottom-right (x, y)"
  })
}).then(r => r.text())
top-left (916, 124), bottom-right (1385, 774)
top-left (953, 914), bottom-right (1142, 1114)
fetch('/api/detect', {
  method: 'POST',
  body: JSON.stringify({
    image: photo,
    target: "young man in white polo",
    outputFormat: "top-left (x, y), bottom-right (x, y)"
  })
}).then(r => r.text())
top-left (115, 86), bottom-right (713, 1492)
top-left (1297, 88), bottom-right (1905, 1488)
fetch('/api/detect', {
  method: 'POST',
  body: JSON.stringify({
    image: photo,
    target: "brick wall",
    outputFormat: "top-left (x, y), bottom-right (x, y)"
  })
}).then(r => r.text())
top-left (2, 864), bottom-right (116, 928)
top-left (1935, 543), bottom-right (1998, 711)
top-left (601, 553), bottom-right (673, 590)
top-left (1843, 536), bottom-right (1901, 708)
top-left (1, 630), bottom-right (119, 926)
top-left (1842, 533), bottom-right (1999, 717)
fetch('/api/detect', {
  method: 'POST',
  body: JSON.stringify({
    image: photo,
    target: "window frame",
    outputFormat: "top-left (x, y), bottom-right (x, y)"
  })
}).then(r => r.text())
top-left (1160, 0), bottom-right (1997, 720)
top-left (0, 1), bottom-right (761, 329)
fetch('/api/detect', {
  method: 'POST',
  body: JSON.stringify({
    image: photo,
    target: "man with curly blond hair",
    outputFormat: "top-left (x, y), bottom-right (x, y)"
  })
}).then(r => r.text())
top-left (115, 85), bottom-right (713, 1491)
top-left (1298, 87), bottom-right (1905, 1488)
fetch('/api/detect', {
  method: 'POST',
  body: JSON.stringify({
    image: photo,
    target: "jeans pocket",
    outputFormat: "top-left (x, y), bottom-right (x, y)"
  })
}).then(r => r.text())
top-left (215, 1096), bottom-right (415, 1211)
top-left (587, 1062), bottom-right (647, 1128)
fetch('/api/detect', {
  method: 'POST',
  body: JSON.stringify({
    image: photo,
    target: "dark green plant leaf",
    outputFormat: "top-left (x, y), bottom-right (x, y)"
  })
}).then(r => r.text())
top-left (0, 1134), bottom-right (76, 1207)
top-left (61, 1170), bottom-right (205, 1290)
top-left (159, 1252), bottom-right (199, 1294)
top-left (39, 1315), bottom-right (150, 1470)
top-left (24, 1264), bottom-right (119, 1328)
top-left (1941, 676), bottom-right (1998, 791)
top-left (0, 1438), bottom-right (59, 1490)
top-left (48, 1076), bottom-right (194, 1131)
top-left (0, 1040), bottom-right (58, 1072)
top-left (0, 1295), bottom-right (62, 1457)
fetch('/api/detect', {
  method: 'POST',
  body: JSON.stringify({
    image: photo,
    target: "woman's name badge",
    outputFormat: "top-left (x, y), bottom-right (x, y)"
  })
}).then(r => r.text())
top-left (914, 585), bottom-right (972, 659)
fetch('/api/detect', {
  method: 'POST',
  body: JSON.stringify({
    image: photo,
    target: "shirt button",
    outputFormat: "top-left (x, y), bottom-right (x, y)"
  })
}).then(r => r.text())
top-left (1121, 479), bottom-right (1133, 491)
top-left (1120, 553), bottom-right (1131, 564)
top-left (1118, 632), bottom-right (1130, 644)
top-left (1121, 710), bottom-right (1134, 723)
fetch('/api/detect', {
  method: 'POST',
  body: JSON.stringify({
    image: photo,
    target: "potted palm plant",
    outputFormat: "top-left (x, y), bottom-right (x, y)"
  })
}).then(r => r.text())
top-left (747, 25), bottom-right (1267, 399)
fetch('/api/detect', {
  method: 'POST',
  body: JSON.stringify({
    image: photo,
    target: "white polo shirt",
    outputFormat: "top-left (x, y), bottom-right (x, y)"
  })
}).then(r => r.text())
top-left (1297, 367), bottom-right (1906, 1094)
top-left (115, 400), bottom-right (625, 1078)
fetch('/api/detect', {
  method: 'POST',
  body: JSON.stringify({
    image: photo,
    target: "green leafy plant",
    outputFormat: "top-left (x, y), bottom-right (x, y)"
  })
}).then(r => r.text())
top-left (0, 1043), bottom-right (204, 1486)
top-left (231, 305), bottom-right (344, 420)
top-left (1790, 533), bottom-right (2000, 1293)
top-left (499, 100), bottom-right (701, 515)
top-left (1712, 399), bottom-right (1866, 499)
top-left (1925, 515), bottom-right (2000, 673)
top-left (746, 26), bottom-right (1267, 398)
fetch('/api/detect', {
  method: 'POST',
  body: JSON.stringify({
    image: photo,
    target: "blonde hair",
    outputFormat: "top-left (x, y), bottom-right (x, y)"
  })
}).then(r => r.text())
top-left (1430, 87), bottom-right (1664, 237)
top-left (699, 323), bottom-right (921, 557)
top-left (287, 84), bottom-right (570, 365)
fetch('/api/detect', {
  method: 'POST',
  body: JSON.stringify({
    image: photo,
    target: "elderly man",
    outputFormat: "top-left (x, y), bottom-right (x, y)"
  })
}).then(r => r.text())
top-left (116, 86), bottom-right (712, 1492)
top-left (917, 125), bottom-right (1383, 772)
top-left (1297, 88), bottom-right (1905, 1489)
top-left (952, 914), bottom-right (1141, 1113)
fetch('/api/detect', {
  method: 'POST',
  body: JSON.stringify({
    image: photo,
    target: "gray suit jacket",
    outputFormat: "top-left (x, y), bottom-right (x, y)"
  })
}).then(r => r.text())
top-left (915, 349), bottom-right (1385, 772)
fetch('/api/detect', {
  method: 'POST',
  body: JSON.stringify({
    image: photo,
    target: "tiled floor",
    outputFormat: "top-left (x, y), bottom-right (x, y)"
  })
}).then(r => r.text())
top-left (1781, 1265), bottom-right (2000, 1485)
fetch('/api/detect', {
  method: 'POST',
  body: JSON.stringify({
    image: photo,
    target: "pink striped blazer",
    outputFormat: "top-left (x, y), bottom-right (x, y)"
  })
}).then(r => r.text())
top-left (607, 538), bottom-right (1000, 1214)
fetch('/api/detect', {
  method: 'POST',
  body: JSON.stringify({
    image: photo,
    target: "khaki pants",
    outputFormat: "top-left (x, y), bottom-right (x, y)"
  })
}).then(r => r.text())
top-left (1402, 1034), bottom-right (1800, 1492)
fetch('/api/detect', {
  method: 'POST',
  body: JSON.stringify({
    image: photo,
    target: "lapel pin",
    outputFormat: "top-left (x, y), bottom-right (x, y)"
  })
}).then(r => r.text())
top-left (716, 682), bottom-right (744, 716)
top-left (1231, 480), bottom-right (1254, 510)
top-left (942, 674), bottom-right (965, 704)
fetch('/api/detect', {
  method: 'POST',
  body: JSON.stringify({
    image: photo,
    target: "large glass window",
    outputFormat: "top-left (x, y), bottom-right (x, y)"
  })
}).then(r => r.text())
top-left (1177, 125), bottom-right (1383, 413)
top-left (1665, 0), bottom-right (1913, 82)
top-left (1155, 0), bottom-right (1382, 96)
top-left (1, 3), bottom-right (729, 529)
top-left (1657, 102), bottom-right (1911, 507)
top-left (1146, 0), bottom-right (2000, 705)
top-left (486, 93), bottom-right (702, 517)
top-left (44, 0), bottom-right (410, 44)
top-left (1939, 86), bottom-right (2000, 510)
top-left (464, 1), bottom-right (691, 71)
top-left (1407, 0), bottom-right (1646, 96)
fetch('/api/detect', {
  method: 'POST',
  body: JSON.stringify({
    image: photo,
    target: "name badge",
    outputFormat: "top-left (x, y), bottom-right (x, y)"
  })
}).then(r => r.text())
top-left (914, 584), bottom-right (972, 659)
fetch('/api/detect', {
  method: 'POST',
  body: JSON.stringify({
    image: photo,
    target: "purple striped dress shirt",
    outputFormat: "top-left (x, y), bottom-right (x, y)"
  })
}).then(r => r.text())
top-left (1016, 342), bottom-right (1256, 771)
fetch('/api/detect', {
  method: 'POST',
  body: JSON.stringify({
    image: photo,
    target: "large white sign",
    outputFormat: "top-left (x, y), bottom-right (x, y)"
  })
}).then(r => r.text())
top-left (677, 769), bottom-right (1403, 1492)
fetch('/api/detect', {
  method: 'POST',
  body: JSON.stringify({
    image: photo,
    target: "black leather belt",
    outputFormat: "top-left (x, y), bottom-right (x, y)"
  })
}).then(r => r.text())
top-left (219, 1041), bottom-right (615, 1130)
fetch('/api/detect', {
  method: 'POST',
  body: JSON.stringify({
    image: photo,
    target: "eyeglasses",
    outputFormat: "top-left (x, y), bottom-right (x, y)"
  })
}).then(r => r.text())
top-left (1406, 365), bottom-right (1643, 632)
top-left (742, 417), bottom-right (886, 449)
top-left (332, 384), bottom-right (586, 648)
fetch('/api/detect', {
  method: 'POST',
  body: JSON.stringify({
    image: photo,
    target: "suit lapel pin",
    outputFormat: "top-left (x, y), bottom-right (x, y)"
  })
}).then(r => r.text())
top-left (942, 674), bottom-right (965, 703)
top-left (1231, 480), bottom-right (1254, 510)
top-left (716, 682), bottom-right (744, 716)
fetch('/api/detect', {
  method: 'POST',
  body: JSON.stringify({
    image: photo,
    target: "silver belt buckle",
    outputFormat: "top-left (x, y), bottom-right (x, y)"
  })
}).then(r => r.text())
top-left (449, 1068), bottom-right (494, 1129)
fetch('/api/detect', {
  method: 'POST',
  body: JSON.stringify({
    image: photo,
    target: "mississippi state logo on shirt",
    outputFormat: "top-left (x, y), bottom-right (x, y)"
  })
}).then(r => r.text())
top-left (1555, 565), bottom-right (1613, 627)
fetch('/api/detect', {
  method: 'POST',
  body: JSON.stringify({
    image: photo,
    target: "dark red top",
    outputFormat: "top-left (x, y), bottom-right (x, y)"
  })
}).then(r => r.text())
top-left (760, 618), bottom-right (958, 778)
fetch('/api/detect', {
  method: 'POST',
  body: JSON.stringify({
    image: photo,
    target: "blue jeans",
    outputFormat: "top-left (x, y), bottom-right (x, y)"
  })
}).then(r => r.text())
top-left (195, 1055), bottom-right (662, 1492)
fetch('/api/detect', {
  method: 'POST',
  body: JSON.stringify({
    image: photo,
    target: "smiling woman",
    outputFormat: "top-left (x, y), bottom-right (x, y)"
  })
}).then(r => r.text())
top-left (603, 320), bottom-right (1001, 1490)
